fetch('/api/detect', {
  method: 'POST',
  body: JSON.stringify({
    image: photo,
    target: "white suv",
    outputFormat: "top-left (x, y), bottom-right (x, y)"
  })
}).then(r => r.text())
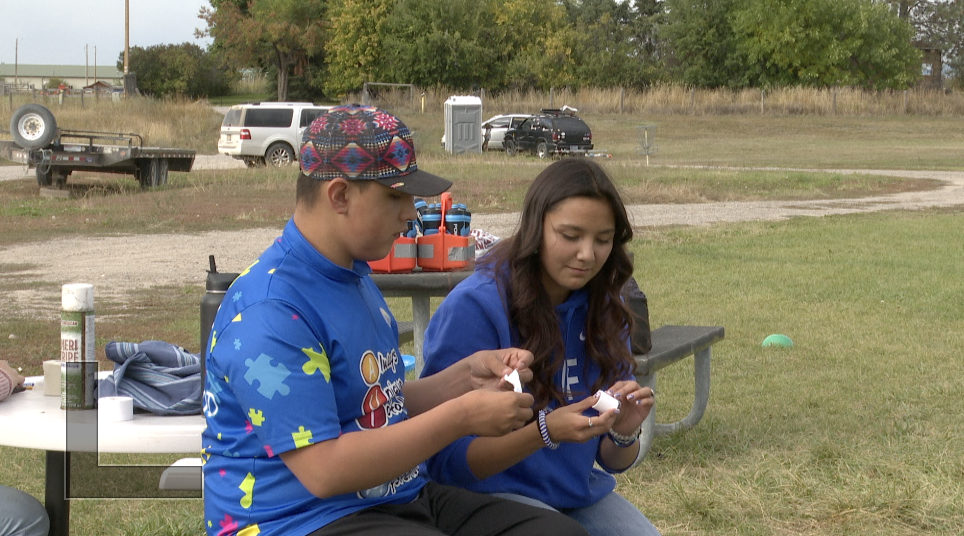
top-left (218, 102), bottom-right (333, 167)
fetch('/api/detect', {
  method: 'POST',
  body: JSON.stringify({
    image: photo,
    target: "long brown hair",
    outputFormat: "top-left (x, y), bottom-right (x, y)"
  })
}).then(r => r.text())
top-left (480, 159), bottom-right (635, 409)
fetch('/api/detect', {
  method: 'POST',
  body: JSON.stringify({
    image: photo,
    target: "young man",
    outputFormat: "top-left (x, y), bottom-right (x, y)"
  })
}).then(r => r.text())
top-left (202, 104), bottom-right (589, 536)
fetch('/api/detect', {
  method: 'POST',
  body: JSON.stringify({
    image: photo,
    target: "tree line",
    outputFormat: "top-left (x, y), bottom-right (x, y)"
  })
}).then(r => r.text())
top-left (120, 0), bottom-right (963, 101)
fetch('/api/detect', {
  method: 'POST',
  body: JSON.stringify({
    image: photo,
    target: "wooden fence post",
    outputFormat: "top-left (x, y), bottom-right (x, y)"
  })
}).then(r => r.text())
top-left (619, 87), bottom-right (624, 114)
top-left (760, 89), bottom-right (765, 114)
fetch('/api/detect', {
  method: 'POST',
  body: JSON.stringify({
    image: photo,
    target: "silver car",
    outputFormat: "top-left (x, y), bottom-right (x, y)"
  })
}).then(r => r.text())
top-left (482, 114), bottom-right (531, 150)
top-left (441, 114), bottom-right (532, 151)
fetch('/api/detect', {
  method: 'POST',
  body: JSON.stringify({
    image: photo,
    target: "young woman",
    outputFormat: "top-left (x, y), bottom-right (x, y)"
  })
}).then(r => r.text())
top-left (420, 158), bottom-right (661, 536)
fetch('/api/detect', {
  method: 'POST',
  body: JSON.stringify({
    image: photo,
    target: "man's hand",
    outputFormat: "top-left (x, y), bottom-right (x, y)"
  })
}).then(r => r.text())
top-left (465, 348), bottom-right (534, 392)
top-left (459, 390), bottom-right (535, 437)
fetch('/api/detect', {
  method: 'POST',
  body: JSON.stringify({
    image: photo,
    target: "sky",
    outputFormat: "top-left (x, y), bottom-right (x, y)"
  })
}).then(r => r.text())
top-left (0, 0), bottom-right (213, 68)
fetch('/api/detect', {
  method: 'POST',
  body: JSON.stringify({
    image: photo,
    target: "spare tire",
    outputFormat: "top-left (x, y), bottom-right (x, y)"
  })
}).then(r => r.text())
top-left (10, 104), bottom-right (58, 149)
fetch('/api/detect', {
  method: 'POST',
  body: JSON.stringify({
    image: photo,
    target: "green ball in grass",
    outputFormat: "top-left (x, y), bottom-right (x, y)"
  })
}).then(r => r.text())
top-left (762, 334), bottom-right (793, 348)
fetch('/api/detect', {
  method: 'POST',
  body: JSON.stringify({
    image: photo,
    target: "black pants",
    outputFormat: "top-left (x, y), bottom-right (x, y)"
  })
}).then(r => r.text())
top-left (308, 482), bottom-right (588, 536)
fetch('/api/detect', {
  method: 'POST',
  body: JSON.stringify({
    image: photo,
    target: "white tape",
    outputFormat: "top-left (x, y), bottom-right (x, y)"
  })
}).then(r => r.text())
top-left (43, 360), bottom-right (61, 397)
top-left (504, 369), bottom-right (523, 393)
top-left (99, 396), bottom-right (134, 422)
top-left (592, 390), bottom-right (619, 413)
top-left (62, 283), bottom-right (94, 312)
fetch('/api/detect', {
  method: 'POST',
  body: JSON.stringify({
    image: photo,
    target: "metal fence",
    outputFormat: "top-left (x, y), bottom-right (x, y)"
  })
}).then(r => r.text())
top-left (1, 88), bottom-right (122, 112)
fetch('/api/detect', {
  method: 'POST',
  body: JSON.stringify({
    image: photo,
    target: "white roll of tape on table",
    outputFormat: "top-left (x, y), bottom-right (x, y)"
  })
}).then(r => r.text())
top-left (62, 283), bottom-right (94, 312)
top-left (99, 396), bottom-right (134, 422)
top-left (43, 359), bottom-right (61, 397)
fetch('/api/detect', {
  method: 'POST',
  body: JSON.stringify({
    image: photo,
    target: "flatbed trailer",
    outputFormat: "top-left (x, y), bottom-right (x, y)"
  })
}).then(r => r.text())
top-left (0, 103), bottom-right (195, 189)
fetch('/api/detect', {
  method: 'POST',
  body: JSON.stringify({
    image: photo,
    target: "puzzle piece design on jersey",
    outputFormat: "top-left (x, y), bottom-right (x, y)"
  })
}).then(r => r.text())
top-left (244, 354), bottom-right (292, 399)
top-left (301, 346), bottom-right (331, 381)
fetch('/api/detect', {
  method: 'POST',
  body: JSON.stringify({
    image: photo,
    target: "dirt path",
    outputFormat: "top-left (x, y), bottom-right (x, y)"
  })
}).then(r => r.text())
top-left (2, 166), bottom-right (963, 312)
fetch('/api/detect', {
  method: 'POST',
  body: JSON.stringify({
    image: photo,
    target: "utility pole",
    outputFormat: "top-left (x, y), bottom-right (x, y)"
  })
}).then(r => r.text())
top-left (14, 38), bottom-right (18, 85)
top-left (94, 46), bottom-right (97, 84)
top-left (85, 44), bottom-right (89, 87)
top-left (124, 0), bottom-right (130, 75)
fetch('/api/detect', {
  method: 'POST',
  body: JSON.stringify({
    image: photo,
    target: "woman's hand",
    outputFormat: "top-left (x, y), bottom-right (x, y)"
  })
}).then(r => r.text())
top-left (604, 380), bottom-right (654, 435)
top-left (545, 396), bottom-right (615, 444)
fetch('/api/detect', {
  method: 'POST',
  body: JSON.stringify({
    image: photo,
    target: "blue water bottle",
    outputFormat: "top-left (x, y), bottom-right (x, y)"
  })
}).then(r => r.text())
top-left (413, 198), bottom-right (428, 236)
top-left (445, 204), bottom-right (471, 236)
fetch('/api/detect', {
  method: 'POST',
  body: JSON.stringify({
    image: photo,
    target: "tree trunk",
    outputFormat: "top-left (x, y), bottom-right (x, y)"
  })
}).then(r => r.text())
top-left (898, 0), bottom-right (912, 20)
top-left (277, 67), bottom-right (289, 101)
top-left (275, 48), bottom-right (291, 101)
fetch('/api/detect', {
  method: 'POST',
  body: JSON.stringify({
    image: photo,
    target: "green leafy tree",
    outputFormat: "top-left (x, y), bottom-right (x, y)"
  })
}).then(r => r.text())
top-left (560, 0), bottom-right (662, 88)
top-left (200, 0), bottom-right (327, 100)
top-left (118, 43), bottom-right (234, 98)
top-left (661, 0), bottom-right (749, 87)
top-left (732, 0), bottom-right (919, 89)
top-left (324, 0), bottom-right (393, 96)
top-left (492, 0), bottom-right (571, 89)
top-left (379, 0), bottom-right (502, 89)
top-left (664, 0), bottom-right (920, 89)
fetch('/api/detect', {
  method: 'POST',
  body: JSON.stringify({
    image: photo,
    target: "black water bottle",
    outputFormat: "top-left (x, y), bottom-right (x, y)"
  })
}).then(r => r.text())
top-left (446, 203), bottom-right (472, 236)
top-left (200, 255), bottom-right (239, 379)
top-left (422, 203), bottom-right (442, 235)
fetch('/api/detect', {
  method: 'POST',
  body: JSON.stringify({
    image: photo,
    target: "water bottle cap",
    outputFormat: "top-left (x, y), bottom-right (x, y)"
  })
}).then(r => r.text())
top-left (206, 272), bottom-right (239, 291)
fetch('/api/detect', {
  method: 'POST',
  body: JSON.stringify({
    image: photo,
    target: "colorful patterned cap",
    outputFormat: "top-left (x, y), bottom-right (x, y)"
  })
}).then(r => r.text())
top-left (300, 104), bottom-right (452, 196)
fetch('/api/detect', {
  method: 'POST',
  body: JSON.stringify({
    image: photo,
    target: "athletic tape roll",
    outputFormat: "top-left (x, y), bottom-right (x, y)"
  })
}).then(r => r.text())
top-left (592, 390), bottom-right (620, 413)
top-left (43, 360), bottom-right (61, 397)
top-left (62, 283), bottom-right (94, 312)
top-left (99, 396), bottom-right (134, 422)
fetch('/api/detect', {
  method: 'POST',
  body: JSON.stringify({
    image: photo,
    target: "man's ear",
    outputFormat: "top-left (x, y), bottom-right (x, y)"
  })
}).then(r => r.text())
top-left (326, 178), bottom-right (351, 215)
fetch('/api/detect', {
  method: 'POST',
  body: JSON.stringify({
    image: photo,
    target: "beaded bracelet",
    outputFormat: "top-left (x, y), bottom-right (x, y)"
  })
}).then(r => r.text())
top-left (608, 426), bottom-right (642, 448)
top-left (537, 409), bottom-right (559, 450)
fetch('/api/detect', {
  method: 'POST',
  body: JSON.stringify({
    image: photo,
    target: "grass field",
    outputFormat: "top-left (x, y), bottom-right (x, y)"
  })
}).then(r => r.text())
top-left (0, 101), bottom-right (963, 535)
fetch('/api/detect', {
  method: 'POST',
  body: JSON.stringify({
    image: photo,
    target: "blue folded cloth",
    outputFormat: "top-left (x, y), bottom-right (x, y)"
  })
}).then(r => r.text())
top-left (99, 340), bottom-right (202, 415)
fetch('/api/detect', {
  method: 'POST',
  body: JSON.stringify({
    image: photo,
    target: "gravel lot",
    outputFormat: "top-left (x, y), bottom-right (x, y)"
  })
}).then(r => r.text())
top-left (2, 162), bottom-right (964, 313)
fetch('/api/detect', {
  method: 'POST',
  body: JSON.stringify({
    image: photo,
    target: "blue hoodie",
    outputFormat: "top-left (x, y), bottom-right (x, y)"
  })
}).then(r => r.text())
top-left (420, 267), bottom-right (630, 509)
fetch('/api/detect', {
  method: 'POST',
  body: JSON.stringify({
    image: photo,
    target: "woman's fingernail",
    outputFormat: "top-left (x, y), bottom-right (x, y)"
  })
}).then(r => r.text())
top-left (627, 394), bottom-right (635, 400)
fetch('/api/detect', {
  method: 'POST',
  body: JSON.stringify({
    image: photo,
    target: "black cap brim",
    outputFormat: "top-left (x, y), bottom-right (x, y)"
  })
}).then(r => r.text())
top-left (374, 169), bottom-right (452, 197)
